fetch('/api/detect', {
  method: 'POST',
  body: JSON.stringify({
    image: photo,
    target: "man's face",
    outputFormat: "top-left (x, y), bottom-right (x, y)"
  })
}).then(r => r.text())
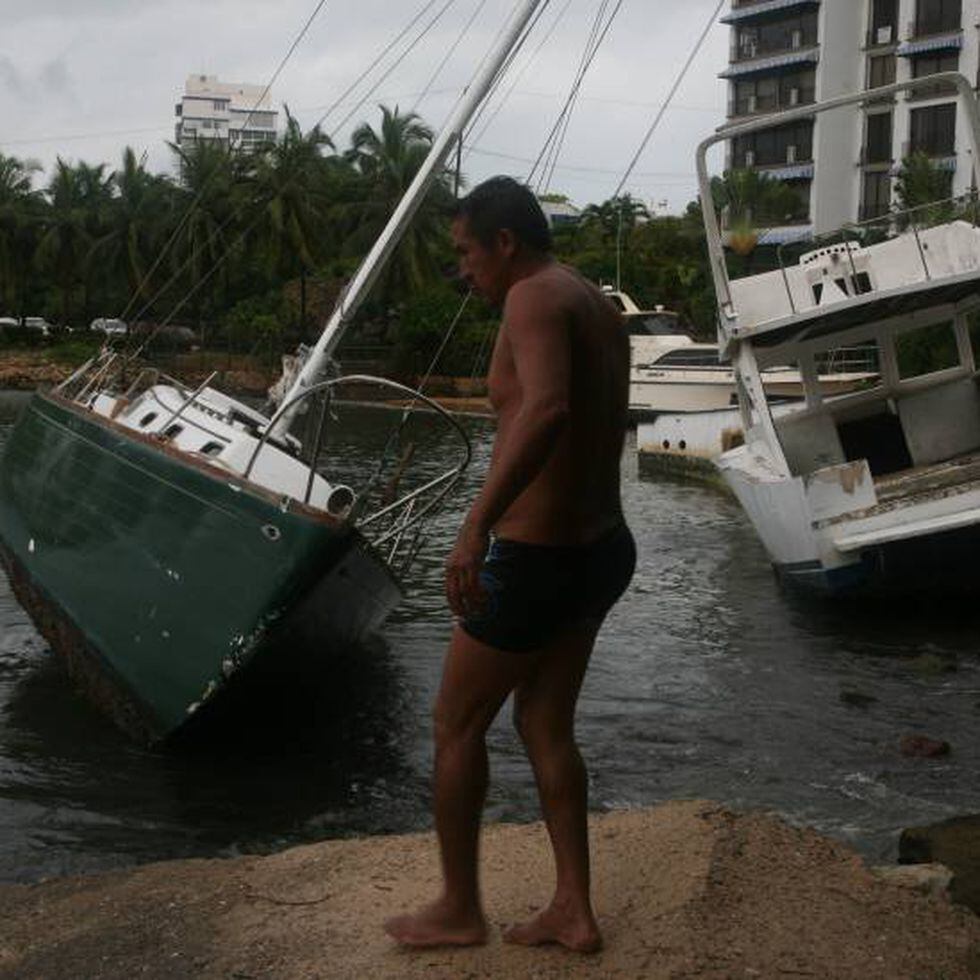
top-left (451, 217), bottom-right (513, 307)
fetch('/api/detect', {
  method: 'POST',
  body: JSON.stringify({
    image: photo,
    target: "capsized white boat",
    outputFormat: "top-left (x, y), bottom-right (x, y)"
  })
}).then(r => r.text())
top-left (696, 71), bottom-right (980, 594)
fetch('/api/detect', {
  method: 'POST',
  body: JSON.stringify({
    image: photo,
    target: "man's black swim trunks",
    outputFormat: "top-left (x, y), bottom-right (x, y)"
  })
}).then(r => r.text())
top-left (461, 521), bottom-right (636, 653)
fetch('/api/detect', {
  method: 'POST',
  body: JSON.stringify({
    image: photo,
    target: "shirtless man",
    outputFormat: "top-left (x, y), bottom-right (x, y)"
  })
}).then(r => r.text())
top-left (384, 176), bottom-right (635, 953)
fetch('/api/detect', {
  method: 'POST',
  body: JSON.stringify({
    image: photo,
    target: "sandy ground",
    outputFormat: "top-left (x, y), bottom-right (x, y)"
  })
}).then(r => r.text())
top-left (2, 801), bottom-right (979, 979)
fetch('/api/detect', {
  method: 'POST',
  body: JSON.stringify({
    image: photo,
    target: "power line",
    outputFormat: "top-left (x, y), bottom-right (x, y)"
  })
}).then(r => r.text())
top-left (613, 0), bottom-right (724, 197)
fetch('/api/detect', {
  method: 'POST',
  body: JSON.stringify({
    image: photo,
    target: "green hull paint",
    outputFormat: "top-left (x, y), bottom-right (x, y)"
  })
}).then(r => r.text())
top-left (0, 393), bottom-right (400, 742)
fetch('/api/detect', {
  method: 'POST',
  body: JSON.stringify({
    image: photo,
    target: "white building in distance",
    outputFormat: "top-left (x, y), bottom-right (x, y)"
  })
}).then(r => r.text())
top-left (720, 0), bottom-right (979, 243)
top-left (174, 75), bottom-right (279, 153)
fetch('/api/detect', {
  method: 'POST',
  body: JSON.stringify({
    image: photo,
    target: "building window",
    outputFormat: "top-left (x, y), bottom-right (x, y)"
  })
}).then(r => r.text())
top-left (733, 121), bottom-right (814, 167)
top-left (734, 11), bottom-right (818, 61)
top-left (867, 54), bottom-right (896, 91)
top-left (915, 0), bottom-right (962, 36)
top-left (213, 100), bottom-right (228, 111)
top-left (734, 70), bottom-right (816, 114)
top-left (910, 51), bottom-right (959, 98)
top-left (862, 171), bottom-right (892, 220)
top-left (909, 103), bottom-right (956, 155)
top-left (865, 112), bottom-right (893, 163)
top-left (869, 0), bottom-right (898, 45)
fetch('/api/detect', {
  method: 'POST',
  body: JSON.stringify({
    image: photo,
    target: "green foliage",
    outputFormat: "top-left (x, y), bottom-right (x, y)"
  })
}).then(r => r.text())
top-left (220, 293), bottom-right (289, 352)
top-left (895, 320), bottom-right (959, 378)
top-left (394, 282), bottom-right (497, 377)
top-left (894, 153), bottom-right (955, 228)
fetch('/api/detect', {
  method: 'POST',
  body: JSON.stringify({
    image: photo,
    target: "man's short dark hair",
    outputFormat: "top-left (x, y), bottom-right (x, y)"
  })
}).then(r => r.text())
top-left (454, 176), bottom-right (552, 253)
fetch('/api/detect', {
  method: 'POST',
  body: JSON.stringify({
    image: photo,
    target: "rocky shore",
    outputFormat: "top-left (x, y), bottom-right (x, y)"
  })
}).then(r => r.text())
top-left (2, 801), bottom-right (978, 980)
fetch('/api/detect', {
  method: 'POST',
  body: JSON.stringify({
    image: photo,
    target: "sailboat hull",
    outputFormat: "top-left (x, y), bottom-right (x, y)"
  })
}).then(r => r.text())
top-left (0, 392), bottom-right (400, 743)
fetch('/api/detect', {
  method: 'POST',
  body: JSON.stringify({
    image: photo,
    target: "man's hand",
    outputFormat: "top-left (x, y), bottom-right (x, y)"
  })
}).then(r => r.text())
top-left (445, 518), bottom-right (489, 618)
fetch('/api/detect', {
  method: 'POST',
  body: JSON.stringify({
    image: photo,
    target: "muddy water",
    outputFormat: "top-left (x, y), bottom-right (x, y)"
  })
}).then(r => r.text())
top-left (1, 391), bottom-right (978, 883)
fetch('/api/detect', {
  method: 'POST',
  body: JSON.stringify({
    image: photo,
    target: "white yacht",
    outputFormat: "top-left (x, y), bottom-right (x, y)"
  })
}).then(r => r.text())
top-left (607, 288), bottom-right (875, 470)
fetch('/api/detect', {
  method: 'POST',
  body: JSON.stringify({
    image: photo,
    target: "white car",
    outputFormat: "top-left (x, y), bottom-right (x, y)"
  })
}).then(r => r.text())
top-left (22, 317), bottom-right (51, 337)
top-left (0, 317), bottom-right (18, 330)
top-left (90, 317), bottom-right (128, 336)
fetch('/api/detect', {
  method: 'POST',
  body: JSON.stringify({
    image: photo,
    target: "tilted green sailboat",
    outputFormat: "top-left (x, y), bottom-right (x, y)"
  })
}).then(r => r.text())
top-left (0, 0), bottom-right (547, 744)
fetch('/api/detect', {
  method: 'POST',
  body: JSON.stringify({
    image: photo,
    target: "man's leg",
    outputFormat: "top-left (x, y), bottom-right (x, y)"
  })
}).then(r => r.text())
top-left (504, 620), bottom-right (602, 953)
top-left (384, 624), bottom-right (537, 947)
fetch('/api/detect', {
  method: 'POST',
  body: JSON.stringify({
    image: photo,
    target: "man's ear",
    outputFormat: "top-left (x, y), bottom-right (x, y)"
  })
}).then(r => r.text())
top-left (496, 227), bottom-right (518, 258)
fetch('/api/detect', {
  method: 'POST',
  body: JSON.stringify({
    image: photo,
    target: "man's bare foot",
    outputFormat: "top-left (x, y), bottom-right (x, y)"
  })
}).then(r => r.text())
top-left (503, 902), bottom-right (602, 953)
top-left (384, 899), bottom-right (488, 949)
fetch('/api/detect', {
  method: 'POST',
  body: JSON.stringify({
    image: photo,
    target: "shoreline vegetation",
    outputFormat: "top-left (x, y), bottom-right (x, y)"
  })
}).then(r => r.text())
top-left (2, 801), bottom-right (978, 979)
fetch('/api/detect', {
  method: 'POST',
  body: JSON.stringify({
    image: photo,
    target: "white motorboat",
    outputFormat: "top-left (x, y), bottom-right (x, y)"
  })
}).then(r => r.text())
top-left (608, 287), bottom-right (875, 472)
top-left (697, 71), bottom-right (980, 594)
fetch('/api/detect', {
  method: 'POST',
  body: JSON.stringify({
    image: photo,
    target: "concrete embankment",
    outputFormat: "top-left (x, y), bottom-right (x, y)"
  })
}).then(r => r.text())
top-left (2, 801), bottom-right (978, 979)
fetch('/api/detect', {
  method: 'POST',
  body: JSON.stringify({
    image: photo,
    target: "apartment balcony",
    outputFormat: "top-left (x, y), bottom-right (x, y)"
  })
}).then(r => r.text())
top-left (720, 45), bottom-right (819, 78)
top-left (728, 88), bottom-right (815, 119)
top-left (721, 0), bottom-right (819, 24)
top-left (898, 27), bottom-right (963, 57)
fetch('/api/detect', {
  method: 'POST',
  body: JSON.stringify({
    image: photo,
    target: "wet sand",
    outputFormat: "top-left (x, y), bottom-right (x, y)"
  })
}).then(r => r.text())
top-left (2, 800), bottom-right (978, 979)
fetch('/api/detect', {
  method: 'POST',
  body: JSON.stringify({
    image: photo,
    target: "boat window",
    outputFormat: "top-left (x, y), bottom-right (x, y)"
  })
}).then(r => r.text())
top-left (625, 313), bottom-right (687, 337)
top-left (200, 441), bottom-right (225, 457)
top-left (897, 321), bottom-right (959, 379)
top-left (138, 412), bottom-right (158, 428)
top-left (653, 349), bottom-right (723, 368)
top-left (164, 424), bottom-right (183, 440)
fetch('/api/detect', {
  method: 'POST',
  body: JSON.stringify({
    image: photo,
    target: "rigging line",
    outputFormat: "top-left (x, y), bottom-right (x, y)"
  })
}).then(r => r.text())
top-left (234, 0), bottom-right (331, 143)
top-left (526, 0), bottom-right (625, 189)
top-left (115, 0), bottom-right (332, 333)
top-left (462, 0), bottom-right (572, 161)
top-left (313, 0), bottom-right (443, 132)
top-left (328, 0), bottom-right (461, 141)
top-left (541, 0), bottom-right (609, 191)
top-left (541, 1), bottom-right (610, 192)
top-left (411, 0), bottom-right (491, 115)
top-left (458, 0), bottom-right (555, 154)
top-left (534, 0), bottom-right (609, 188)
top-left (613, 0), bottom-right (724, 198)
top-left (533, 0), bottom-right (626, 192)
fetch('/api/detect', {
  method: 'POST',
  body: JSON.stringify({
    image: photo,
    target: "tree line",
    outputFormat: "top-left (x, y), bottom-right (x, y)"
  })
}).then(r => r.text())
top-left (0, 101), bottom-right (958, 377)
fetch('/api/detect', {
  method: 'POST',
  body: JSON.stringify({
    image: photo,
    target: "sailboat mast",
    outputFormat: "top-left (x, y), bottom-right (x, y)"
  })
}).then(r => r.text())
top-left (271, 0), bottom-right (545, 437)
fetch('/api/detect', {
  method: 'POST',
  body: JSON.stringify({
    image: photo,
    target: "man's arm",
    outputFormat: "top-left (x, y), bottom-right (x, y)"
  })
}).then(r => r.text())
top-left (446, 277), bottom-right (571, 616)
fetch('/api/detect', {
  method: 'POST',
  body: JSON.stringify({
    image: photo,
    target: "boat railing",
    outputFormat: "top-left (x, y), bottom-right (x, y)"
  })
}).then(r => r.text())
top-left (248, 375), bottom-right (472, 576)
top-left (696, 72), bottom-right (980, 337)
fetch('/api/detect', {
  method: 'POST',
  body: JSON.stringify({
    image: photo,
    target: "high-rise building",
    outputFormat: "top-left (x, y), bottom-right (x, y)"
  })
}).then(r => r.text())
top-left (720, 0), bottom-right (978, 243)
top-left (174, 75), bottom-right (279, 153)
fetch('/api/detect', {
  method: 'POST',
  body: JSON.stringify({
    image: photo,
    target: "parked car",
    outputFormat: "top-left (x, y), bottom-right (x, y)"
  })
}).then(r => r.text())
top-left (90, 317), bottom-right (128, 336)
top-left (0, 317), bottom-right (18, 330)
top-left (23, 317), bottom-right (52, 337)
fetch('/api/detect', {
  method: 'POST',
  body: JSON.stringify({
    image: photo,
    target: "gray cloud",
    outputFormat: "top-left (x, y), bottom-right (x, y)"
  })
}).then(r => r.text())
top-left (0, 0), bottom-right (729, 210)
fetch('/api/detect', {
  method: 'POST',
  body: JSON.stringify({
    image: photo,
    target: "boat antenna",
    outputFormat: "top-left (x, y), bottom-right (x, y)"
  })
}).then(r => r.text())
top-left (613, 0), bottom-right (724, 198)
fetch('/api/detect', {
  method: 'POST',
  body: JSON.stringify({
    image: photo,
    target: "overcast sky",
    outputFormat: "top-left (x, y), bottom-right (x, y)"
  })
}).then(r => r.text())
top-left (0, 0), bottom-right (731, 213)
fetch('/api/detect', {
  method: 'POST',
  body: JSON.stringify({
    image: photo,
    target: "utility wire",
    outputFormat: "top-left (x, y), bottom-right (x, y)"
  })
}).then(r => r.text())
top-left (526, 0), bottom-right (626, 190)
top-left (463, 0), bottom-right (572, 159)
top-left (541, 0), bottom-right (613, 192)
top-left (412, 0), bottom-right (491, 115)
top-left (115, 0), bottom-right (331, 333)
top-left (329, 0), bottom-right (461, 140)
top-left (613, 0), bottom-right (724, 197)
top-left (451, 0), bottom-right (554, 147)
top-left (313, 0), bottom-right (444, 132)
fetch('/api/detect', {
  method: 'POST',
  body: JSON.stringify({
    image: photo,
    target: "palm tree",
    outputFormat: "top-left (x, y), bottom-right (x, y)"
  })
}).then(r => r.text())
top-left (35, 159), bottom-right (102, 325)
top-left (0, 153), bottom-right (42, 315)
top-left (169, 139), bottom-right (246, 328)
top-left (91, 148), bottom-right (174, 316)
top-left (249, 108), bottom-right (336, 338)
top-left (344, 105), bottom-right (451, 300)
